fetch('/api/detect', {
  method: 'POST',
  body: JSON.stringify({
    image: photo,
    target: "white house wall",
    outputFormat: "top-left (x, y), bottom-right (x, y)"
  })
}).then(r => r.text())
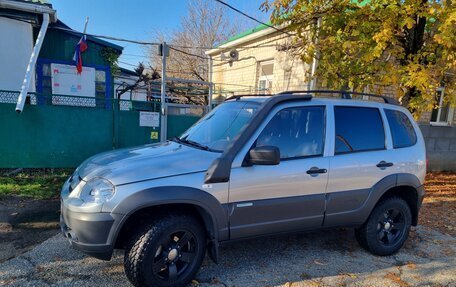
top-left (210, 31), bottom-right (311, 96)
top-left (0, 17), bottom-right (35, 92)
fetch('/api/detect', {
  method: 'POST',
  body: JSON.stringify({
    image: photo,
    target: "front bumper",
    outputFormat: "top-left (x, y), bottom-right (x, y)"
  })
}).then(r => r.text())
top-left (60, 207), bottom-right (123, 260)
top-left (60, 177), bottom-right (124, 261)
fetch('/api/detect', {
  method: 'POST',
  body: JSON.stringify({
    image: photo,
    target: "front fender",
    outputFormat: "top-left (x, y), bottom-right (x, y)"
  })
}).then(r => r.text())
top-left (111, 186), bottom-right (229, 242)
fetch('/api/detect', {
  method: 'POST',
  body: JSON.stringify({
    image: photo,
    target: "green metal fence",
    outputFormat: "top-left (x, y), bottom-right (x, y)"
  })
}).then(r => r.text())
top-left (166, 104), bottom-right (203, 139)
top-left (0, 90), bottom-right (199, 168)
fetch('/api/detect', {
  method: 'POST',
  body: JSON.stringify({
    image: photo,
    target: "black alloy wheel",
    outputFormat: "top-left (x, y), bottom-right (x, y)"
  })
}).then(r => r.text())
top-left (124, 214), bottom-right (206, 287)
top-left (152, 230), bottom-right (198, 281)
top-left (355, 197), bottom-right (412, 256)
top-left (376, 208), bottom-right (406, 246)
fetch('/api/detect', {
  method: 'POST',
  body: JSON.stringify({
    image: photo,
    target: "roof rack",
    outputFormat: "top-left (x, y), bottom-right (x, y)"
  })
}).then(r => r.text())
top-left (277, 90), bottom-right (400, 105)
top-left (224, 90), bottom-right (400, 106)
top-left (224, 93), bottom-right (271, 101)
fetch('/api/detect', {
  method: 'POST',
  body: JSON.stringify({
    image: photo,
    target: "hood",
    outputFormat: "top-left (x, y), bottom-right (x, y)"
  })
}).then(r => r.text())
top-left (77, 141), bottom-right (220, 185)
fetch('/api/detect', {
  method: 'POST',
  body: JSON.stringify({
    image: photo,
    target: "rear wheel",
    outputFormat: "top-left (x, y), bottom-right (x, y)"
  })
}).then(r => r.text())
top-left (355, 197), bottom-right (411, 256)
top-left (124, 214), bottom-right (206, 287)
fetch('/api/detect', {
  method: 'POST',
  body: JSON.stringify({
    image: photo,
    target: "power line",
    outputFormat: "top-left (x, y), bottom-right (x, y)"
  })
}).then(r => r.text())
top-left (119, 61), bottom-right (141, 67)
top-left (171, 43), bottom-right (283, 50)
top-left (53, 24), bottom-right (292, 52)
top-left (168, 46), bottom-right (209, 60)
top-left (51, 26), bottom-right (160, 46)
top-left (213, 0), bottom-right (292, 37)
top-left (121, 53), bottom-right (151, 58)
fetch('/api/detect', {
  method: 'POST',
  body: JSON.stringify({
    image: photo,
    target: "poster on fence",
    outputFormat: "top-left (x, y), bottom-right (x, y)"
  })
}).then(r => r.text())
top-left (51, 63), bottom-right (96, 107)
top-left (139, 111), bottom-right (160, 127)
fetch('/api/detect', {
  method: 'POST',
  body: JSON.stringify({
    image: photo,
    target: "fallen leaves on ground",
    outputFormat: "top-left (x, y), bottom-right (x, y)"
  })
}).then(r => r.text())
top-left (421, 172), bottom-right (456, 236)
top-left (384, 272), bottom-right (410, 287)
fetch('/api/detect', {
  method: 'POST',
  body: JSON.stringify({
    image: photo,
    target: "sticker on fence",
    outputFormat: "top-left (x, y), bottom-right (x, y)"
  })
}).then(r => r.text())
top-left (139, 111), bottom-right (160, 127)
top-left (150, 131), bottom-right (159, 140)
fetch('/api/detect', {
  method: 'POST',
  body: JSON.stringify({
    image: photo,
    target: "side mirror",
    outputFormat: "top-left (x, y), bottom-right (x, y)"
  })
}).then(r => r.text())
top-left (247, 146), bottom-right (280, 166)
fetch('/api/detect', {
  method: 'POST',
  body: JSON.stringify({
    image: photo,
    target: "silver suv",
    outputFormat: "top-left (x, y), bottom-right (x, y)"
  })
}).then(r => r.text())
top-left (60, 91), bottom-right (426, 287)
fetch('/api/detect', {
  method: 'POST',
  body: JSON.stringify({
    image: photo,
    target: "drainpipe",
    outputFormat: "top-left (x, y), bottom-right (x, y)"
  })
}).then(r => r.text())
top-left (15, 13), bottom-right (50, 113)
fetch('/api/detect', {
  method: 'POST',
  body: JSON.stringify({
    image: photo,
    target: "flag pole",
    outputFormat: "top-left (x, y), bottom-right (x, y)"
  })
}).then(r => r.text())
top-left (83, 17), bottom-right (89, 34)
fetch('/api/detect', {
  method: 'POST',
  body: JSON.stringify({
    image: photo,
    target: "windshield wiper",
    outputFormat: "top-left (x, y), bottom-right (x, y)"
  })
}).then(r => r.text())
top-left (171, 136), bottom-right (185, 144)
top-left (171, 137), bottom-right (214, 152)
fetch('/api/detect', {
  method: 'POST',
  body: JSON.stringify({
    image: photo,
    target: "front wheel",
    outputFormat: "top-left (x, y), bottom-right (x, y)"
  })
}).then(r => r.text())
top-left (124, 214), bottom-right (206, 287)
top-left (355, 197), bottom-right (412, 256)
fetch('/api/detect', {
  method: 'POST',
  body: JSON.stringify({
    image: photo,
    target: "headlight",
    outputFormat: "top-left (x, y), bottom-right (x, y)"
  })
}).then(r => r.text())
top-left (79, 177), bottom-right (115, 204)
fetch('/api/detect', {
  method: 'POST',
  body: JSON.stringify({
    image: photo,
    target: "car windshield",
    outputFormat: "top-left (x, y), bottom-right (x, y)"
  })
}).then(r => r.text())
top-left (178, 101), bottom-right (261, 152)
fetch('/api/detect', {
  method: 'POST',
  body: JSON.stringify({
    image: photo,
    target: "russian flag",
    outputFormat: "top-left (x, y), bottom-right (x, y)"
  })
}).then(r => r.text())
top-left (73, 35), bottom-right (88, 74)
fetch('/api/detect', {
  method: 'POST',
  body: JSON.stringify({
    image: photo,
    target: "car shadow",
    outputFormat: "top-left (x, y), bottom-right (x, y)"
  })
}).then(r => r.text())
top-left (194, 226), bottom-right (455, 286)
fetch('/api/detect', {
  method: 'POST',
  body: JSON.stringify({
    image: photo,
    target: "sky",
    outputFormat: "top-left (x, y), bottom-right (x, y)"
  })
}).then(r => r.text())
top-left (51, 0), bottom-right (269, 70)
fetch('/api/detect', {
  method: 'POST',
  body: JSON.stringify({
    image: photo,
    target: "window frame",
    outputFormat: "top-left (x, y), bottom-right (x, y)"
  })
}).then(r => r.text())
top-left (257, 60), bottom-right (274, 95)
top-left (333, 106), bottom-right (387, 155)
top-left (430, 87), bottom-right (454, 126)
top-left (253, 105), bottom-right (327, 161)
top-left (384, 109), bottom-right (417, 149)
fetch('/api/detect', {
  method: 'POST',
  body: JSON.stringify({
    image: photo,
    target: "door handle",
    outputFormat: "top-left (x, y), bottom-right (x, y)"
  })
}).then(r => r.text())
top-left (376, 161), bottom-right (394, 168)
top-left (306, 167), bottom-right (327, 175)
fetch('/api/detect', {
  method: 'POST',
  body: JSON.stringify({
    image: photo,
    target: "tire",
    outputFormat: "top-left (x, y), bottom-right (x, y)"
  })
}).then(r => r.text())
top-left (124, 213), bottom-right (206, 287)
top-left (355, 197), bottom-right (411, 256)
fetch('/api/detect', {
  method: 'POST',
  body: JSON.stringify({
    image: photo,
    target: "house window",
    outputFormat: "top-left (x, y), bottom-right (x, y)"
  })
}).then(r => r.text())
top-left (41, 63), bottom-right (52, 95)
top-left (95, 70), bottom-right (107, 107)
top-left (258, 61), bottom-right (273, 94)
top-left (430, 88), bottom-right (453, 125)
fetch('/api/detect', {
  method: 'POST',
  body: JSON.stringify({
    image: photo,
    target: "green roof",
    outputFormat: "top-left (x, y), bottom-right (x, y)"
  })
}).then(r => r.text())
top-left (220, 21), bottom-right (272, 46)
top-left (219, 0), bottom-right (370, 47)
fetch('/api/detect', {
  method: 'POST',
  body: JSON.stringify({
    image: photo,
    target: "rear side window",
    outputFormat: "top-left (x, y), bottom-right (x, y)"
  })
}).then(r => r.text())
top-left (334, 106), bottom-right (385, 154)
top-left (385, 109), bottom-right (417, 148)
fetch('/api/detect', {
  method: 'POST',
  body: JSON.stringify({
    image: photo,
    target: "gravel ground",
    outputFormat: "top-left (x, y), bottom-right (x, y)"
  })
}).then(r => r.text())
top-left (0, 225), bottom-right (455, 287)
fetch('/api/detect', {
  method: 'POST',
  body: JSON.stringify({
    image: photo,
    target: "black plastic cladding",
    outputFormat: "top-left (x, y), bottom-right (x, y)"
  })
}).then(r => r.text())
top-left (204, 94), bottom-right (312, 184)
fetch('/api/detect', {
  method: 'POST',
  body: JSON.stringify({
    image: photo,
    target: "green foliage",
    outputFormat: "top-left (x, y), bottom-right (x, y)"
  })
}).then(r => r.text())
top-left (263, 0), bottom-right (456, 116)
top-left (101, 47), bottom-right (120, 76)
top-left (0, 170), bottom-right (70, 199)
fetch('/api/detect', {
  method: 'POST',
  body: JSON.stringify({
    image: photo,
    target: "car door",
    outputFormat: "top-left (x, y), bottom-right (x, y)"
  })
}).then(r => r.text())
top-left (324, 104), bottom-right (397, 227)
top-left (228, 104), bottom-right (330, 239)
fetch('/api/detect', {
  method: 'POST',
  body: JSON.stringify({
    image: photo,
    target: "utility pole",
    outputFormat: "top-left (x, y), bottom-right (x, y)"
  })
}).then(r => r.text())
top-left (160, 42), bottom-right (169, 142)
top-left (208, 56), bottom-right (213, 111)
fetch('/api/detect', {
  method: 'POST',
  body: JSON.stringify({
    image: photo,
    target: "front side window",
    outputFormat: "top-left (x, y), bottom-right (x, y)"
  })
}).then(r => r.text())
top-left (385, 109), bottom-right (417, 148)
top-left (334, 106), bottom-right (385, 154)
top-left (256, 106), bottom-right (325, 159)
top-left (180, 101), bottom-right (260, 152)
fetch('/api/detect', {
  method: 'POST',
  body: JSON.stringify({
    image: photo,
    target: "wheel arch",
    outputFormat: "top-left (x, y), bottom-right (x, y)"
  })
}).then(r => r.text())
top-left (365, 173), bottom-right (424, 226)
top-left (109, 186), bottom-right (229, 253)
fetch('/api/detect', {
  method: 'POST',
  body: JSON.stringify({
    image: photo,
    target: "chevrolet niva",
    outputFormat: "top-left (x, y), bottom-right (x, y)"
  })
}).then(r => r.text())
top-left (61, 91), bottom-right (425, 287)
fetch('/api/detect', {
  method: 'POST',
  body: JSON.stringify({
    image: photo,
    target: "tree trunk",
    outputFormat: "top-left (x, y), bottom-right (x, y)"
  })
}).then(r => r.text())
top-left (401, 87), bottom-right (418, 112)
top-left (399, 0), bottom-right (427, 110)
